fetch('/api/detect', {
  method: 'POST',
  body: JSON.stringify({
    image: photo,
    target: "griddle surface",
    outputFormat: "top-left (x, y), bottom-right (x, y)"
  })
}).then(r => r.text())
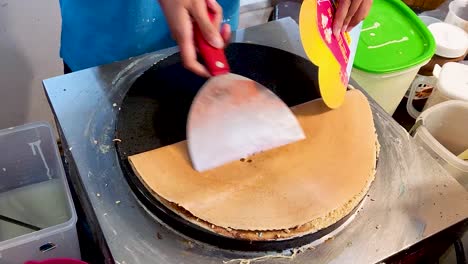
top-left (115, 43), bottom-right (359, 250)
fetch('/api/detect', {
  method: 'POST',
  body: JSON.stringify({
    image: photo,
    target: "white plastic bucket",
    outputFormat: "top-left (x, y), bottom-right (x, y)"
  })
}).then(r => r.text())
top-left (351, 60), bottom-right (428, 115)
top-left (411, 100), bottom-right (468, 188)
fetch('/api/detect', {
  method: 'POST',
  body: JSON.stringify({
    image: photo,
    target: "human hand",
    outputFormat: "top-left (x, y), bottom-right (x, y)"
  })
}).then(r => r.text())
top-left (332, 0), bottom-right (373, 37)
top-left (159, 0), bottom-right (231, 77)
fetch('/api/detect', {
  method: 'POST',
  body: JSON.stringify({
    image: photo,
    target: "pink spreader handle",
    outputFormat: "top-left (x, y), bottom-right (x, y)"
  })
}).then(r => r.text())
top-left (193, 11), bottom-right (230, 76)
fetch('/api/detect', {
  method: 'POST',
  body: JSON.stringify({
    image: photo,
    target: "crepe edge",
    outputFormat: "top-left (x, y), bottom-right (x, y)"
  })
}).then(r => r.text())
top-left (128, 134), bottom-right (379, 241)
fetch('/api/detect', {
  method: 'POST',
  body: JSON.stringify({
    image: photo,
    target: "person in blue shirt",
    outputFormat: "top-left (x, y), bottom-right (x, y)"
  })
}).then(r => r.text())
top-left (59, 0), bottom-right (372, 77)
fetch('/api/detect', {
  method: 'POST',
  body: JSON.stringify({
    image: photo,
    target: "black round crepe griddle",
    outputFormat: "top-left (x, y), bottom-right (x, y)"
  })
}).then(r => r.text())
top-left (115, 43), bottom-right (361, 251)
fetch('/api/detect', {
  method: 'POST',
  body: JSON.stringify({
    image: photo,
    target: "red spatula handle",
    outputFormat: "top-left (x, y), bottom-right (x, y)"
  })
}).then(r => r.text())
top-left (193, 11), bottom-right (230, 76)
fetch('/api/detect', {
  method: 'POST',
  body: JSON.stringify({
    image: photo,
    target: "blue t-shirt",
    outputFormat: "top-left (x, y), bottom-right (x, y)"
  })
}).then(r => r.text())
top-left (59, 0), bottom-right (240, 71)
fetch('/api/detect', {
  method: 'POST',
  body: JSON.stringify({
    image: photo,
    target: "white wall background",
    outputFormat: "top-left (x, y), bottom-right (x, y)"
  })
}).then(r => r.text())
top-left (0, 0), bottom-right (62, 131)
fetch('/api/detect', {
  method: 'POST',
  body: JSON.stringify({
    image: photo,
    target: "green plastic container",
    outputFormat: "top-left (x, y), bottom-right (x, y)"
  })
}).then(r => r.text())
top-left (352, 0), bottom-right (435, 115)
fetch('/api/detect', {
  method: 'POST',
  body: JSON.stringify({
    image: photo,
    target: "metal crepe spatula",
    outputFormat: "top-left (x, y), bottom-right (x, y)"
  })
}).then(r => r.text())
top-left (186, 12), bottom-right (305, 172)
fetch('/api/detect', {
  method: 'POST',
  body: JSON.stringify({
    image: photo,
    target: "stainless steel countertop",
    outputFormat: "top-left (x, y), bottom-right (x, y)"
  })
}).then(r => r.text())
top-left (43, 18), bottom-right (468, 264)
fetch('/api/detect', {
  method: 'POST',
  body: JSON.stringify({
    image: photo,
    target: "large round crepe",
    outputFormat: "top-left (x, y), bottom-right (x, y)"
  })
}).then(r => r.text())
top-left (129, 89), bottom-right (378, 237)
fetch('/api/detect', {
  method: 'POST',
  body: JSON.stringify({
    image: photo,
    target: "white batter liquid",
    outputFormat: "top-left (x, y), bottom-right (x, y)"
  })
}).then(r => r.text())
top-left (368, 37), bottom-right (409, 49)
top-left (361, 22), bottom-right (381, 32)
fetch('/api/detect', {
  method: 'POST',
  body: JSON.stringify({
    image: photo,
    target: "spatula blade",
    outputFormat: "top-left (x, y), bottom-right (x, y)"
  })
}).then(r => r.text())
top-left (187, 73), bottom-right (305, 172)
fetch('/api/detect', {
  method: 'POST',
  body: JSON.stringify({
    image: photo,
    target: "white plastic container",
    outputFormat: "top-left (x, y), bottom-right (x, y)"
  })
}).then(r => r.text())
top-left (407, 62), bottom-right (468, 118)
top-left (352, 0), bottom-right (435, 116)
top-left (411, 100), bottom-right (468, 188)
top-left (405, 23), bottom-right (468, 118)
top-left (0, 122), bottom-right (80, 264)
top-left (425, 62), bottom-right (468, 110)
top-left (352, 61), bottom-right (428, 115)
top-left (445, 0), bottom-right (468, 32)
top-left (427, 22), bottom-right (468, 60)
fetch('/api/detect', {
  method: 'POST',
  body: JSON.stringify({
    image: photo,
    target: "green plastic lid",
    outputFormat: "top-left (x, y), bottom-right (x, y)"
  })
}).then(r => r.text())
top-left (354, 0), bottom-right (436, 74)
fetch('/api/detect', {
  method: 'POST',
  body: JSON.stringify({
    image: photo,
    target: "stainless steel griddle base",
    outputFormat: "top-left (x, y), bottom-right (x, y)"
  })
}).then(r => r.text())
top-left (114, 43), bottom-right (367, 251)
top-left (44, 18), bottom-right (468, 264)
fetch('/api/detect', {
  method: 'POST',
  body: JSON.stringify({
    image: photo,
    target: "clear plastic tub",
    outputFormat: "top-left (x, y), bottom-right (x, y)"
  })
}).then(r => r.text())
top-left (351, 60), bottom-right (428, 115)
top-left (411, 100), bottom-right (468, 188)
top-left (0, 122), bottom-right (80, 264)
